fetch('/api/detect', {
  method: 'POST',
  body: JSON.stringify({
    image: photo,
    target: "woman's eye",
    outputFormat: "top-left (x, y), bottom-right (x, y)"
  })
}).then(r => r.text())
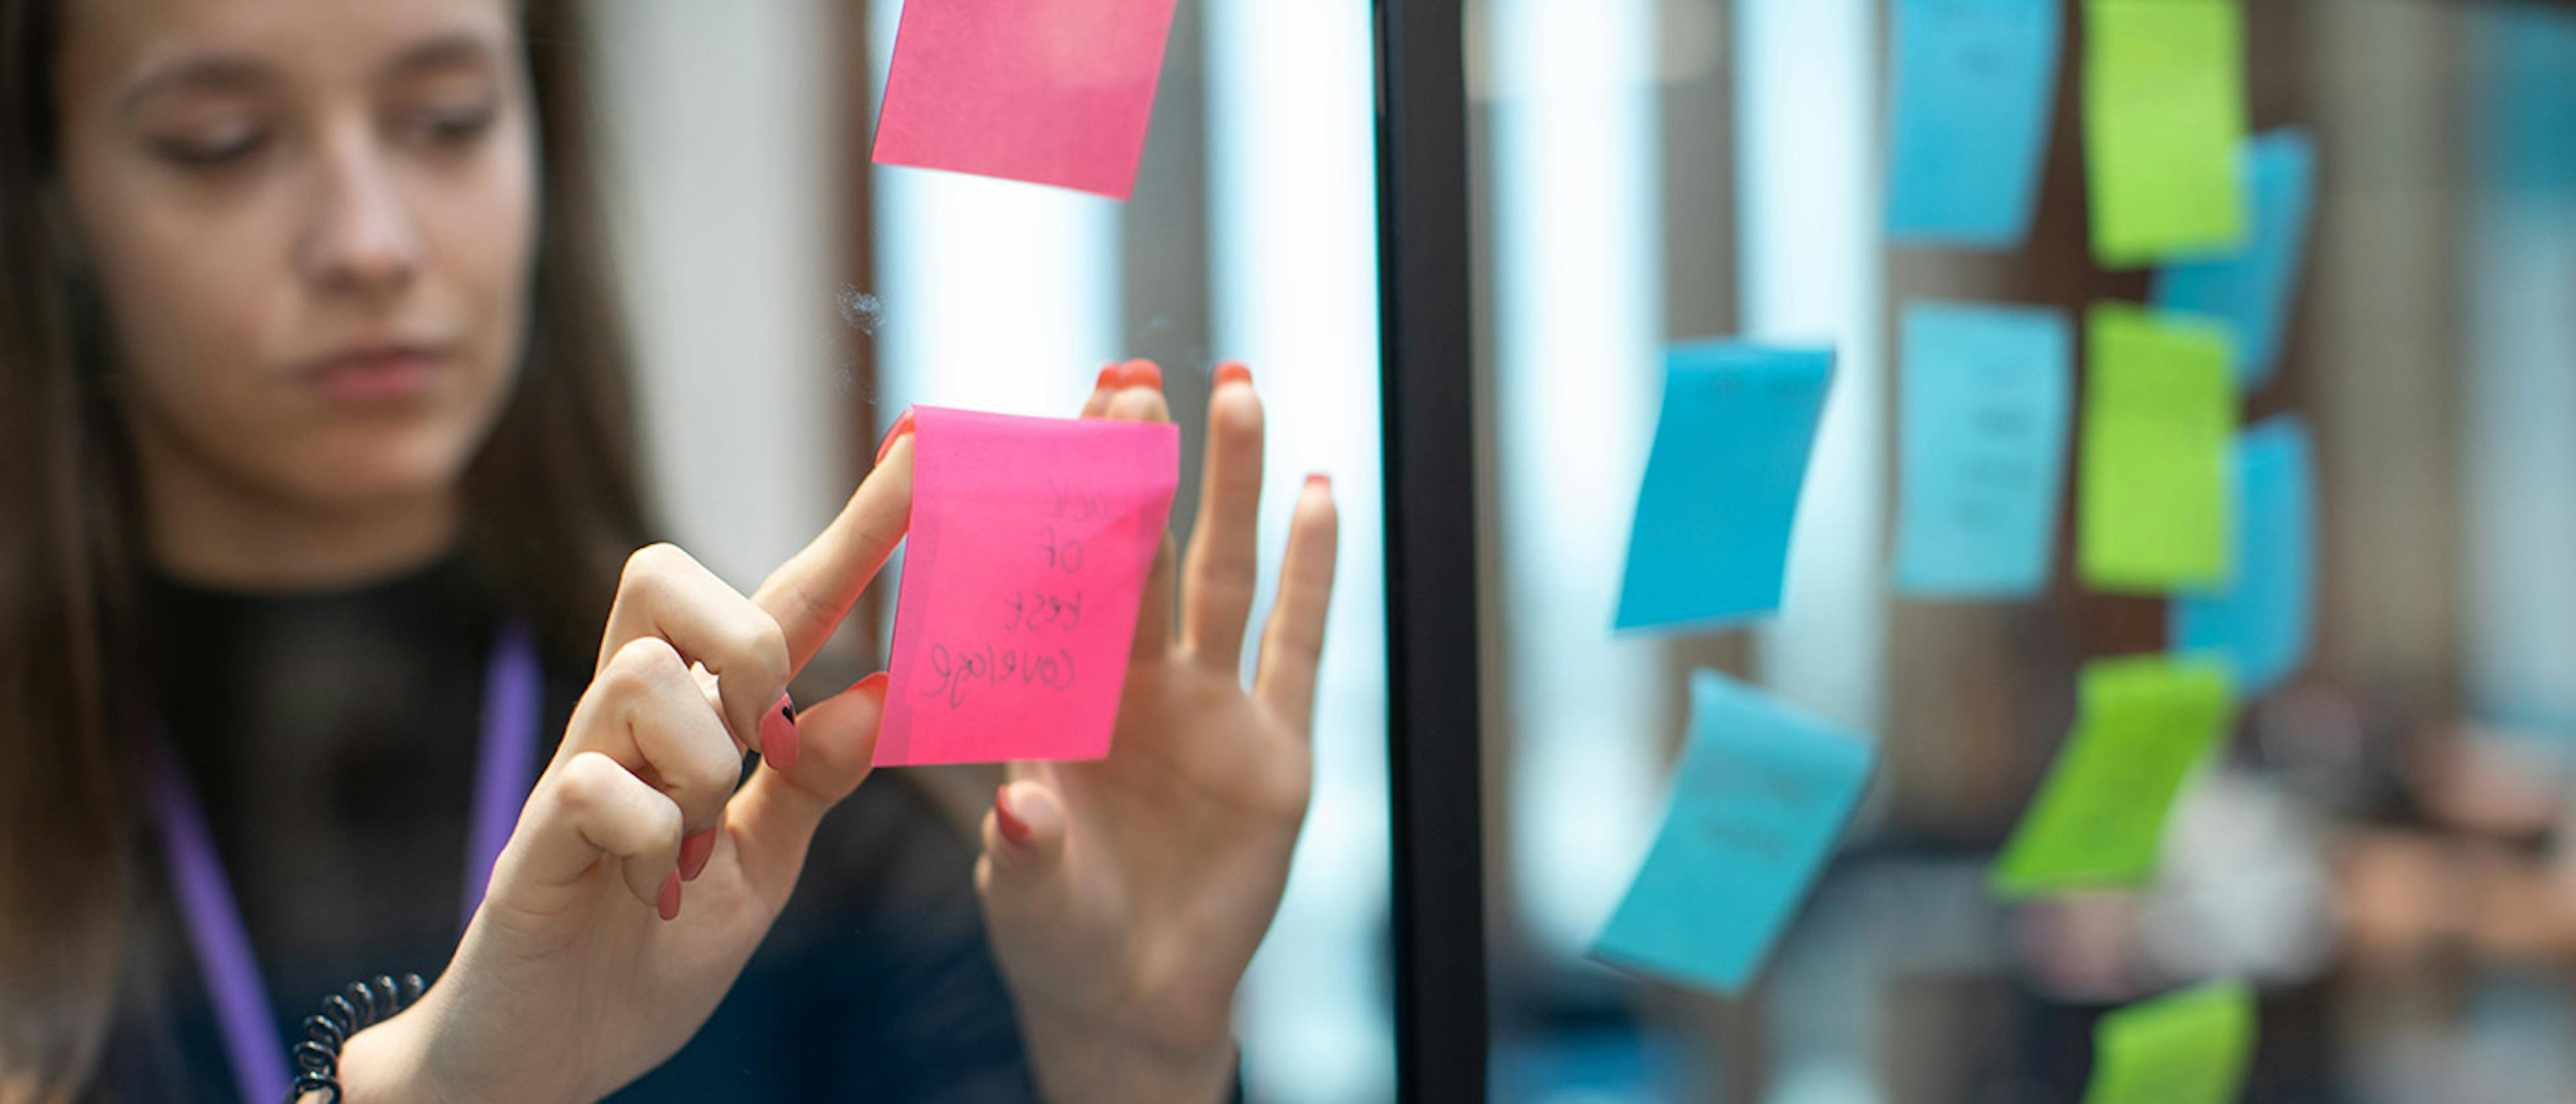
top-left (152, 128), bottom-right (266, 168)
top-left (413, 103), bottom-right (498, 146)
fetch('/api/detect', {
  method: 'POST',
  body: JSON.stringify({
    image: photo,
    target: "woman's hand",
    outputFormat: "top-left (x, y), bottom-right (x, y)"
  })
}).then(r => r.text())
top-left (975, 362), bottom-right (1340, 1104)
top-left (332, 437), bottom-right (919, 1104)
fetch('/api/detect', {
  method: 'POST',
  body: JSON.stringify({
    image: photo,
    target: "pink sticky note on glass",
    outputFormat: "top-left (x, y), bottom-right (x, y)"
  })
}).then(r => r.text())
top-left (876, 407), bottom-right (1180, 766)
top-left (870, 0), bottom-right (1183, 200)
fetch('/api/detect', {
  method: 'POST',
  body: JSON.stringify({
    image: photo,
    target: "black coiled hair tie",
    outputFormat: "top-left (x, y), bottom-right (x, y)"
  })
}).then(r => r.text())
top-left (286, 973), bottom-right (425, 1103)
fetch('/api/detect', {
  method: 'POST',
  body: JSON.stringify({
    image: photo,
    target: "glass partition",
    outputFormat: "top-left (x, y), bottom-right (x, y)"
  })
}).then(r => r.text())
top-left (1472, 1), bottom-right (2576, 1101)
top-left (0, 1), bottom-right (1397, 1100)
top-left (610, 1), bottom-right (1403, 1099)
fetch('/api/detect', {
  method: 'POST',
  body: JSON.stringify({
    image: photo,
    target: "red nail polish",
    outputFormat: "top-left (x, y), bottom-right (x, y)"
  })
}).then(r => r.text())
top-left (1120, 360), bottom-right (1163, 392)
top-left (678, 827), bottom-right (716, 881)
top-left (1305, 473), bottom-right (1331, 492)
top-left (657, 870), bottom-right (682, 921)
top-left (1095, 365), bottom-right (1120, 390)
top-left (762, 693), bottom-right (800, 771)
top-left (851, 671), bottom-right (890, 696)
top-left (873, 407), bottom-right (917, 466)
top-left (994, 784), bottom-right (1032, 846)
top-left (1214, 362), bottom-right (1252, 388)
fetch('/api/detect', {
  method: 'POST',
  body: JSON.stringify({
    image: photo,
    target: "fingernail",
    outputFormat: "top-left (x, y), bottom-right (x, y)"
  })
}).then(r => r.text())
top-left (873, 407), bottom-right (917, 466)
top-left (678, 827), bottom-right (716, 881)
top-left (1119, 359), bottom-right (1163, 392)
top-left (1095, 365), bottom-right (1120, 390)
top-left (852, 671), bottom-right (890, 697)
top-left (657, 870), bottom-right (682, 921)
top-left (1214, 362), bottom-right (1252, 388)
top-left (994, 784), bottom-right (1032, 846)
top-left (762, 693), bottom-right (800, 771)
top-left (1305, 473), bottom-right (1331, 492)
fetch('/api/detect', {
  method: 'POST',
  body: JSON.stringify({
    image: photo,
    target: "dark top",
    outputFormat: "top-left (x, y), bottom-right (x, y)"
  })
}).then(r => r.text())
top-left (91, 555), bottom-right (1038, 1102)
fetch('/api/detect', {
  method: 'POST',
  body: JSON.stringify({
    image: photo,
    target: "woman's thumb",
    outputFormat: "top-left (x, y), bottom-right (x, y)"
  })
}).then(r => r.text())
top-left (726, 672), bottom-right (887, 897)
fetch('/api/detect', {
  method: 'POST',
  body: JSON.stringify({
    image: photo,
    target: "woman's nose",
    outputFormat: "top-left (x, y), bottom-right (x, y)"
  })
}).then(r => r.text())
top-left (299, 125), bottom-right (421, 301)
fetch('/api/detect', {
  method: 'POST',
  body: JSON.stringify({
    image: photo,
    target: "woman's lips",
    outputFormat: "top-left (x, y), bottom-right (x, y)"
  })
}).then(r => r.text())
top-left (300, 346), bottom-right (443, 406)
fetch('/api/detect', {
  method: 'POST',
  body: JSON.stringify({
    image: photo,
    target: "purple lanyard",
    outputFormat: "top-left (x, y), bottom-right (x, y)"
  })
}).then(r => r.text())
top-left (145, 619), bottom-right (541, 1104)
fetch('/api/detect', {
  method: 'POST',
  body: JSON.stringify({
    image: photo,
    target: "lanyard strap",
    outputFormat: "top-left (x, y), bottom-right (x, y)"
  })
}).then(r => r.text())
top-left (149, 620), bottom-right (542, 1104)
top-left (145, 744), bottom-right (291, 1104)
top-left (463, 619), bottom-right (541, 928)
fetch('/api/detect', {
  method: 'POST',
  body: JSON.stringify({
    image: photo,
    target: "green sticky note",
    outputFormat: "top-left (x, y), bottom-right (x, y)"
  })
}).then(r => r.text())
top-left (2083, 0), bottom-right (2250, 268)
top-left (2078, 304), bottom-right (2236, 592)
top-left (2083, 980), bottom-right (2259, 1104)
top-left (1993, 655), bottom-right (2234, 897)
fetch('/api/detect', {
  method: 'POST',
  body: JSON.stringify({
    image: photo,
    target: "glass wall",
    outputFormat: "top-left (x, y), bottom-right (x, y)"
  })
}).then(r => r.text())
top-left (1475, 1), bottom-right (2576, 1101)
top-left (23, 0), bottom-right (2571, 1099)
top-left (609, 3), bottom-right (1397, 1100)
top-left (13, 0), bottom-right (1401, 1094)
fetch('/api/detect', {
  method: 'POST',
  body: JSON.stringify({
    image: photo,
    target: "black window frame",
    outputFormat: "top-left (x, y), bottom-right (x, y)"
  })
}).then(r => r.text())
top-left (1375, 2), bottom-right (1486, 1101)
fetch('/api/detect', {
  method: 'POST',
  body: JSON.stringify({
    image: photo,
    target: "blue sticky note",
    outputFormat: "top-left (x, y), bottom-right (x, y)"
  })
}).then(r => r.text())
top-left (2172, 417), bottom-right (2314, 698)
top-left (2151, 129), bottom-right (2318, 392)
top-left (2475, 3), bottom-right (2576, 197)
top-left (1886, 0), bottom-right (2065, 247)
top-left (1590, 670), bottom-right (1877, 995)
top-left (1892, 302), bottom-right (2075, 598)
top-left (1613, 343), bottom-right (1835, 633)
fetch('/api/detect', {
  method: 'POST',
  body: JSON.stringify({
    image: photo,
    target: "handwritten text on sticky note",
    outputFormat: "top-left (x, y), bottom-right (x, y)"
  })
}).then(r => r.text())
top-left (1994, 655), bottom-right (2234, 897)
top-left (1886, 0), bottom-right (2065, 248)
top-left (2082, 980), bottom-right (2259, 1104)
top-left (876, 408), bottom-right (1179, 767)
top-left (871, 0), bottom-right (1182, 199)
top-left (1614, 343), bottom-right (1835, 633)
top-left (1893, 301), bottom-right (2074, 598)
top-left (2173, 418), bottom-right (2314, 698)
top-left (1590, 670), bottom-right (1876, 995)
top-left (2083, 0), bottom-right (2250, 268)
top-left (2078, 304), bottom-right (2236, 593)
top-left (2153, 129), bottom-right (2319, 391)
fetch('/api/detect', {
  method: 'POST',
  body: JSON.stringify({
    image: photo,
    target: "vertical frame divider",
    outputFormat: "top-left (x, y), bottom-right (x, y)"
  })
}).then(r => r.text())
top-left (1374, 1), bottom-right (1487, 1101)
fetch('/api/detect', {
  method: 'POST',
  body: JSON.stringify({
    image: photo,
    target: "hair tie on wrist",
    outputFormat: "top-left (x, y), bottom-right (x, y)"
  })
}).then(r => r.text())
top-left (286, 973), bottom-right (425, 1103)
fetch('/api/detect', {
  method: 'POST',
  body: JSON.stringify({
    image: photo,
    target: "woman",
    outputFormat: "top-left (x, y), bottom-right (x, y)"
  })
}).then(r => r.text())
top-left (0, 0), bottom-right (1339, 1100)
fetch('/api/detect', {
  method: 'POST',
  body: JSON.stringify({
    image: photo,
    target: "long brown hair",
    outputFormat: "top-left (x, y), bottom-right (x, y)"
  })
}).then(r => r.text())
top-left (0, 0), bottom-right (655, 1095)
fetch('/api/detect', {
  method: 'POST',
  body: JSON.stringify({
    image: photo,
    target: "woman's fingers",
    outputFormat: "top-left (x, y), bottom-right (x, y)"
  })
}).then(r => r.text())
top-left (1081, 364), bottom-right (1121, 419)
top-left (519, 751), bottom-right (686, 914)
top-left (976, 780), bottom-right (1071, 903)
top-left (1180, 364), bottom-right (1265, 673)
top-left (973, 783), bottom-right (1077, 979)
top-left (1252, 477), bottom-right (1339, 737)
top-left (751, 433), bottom-right (916, 675)
top-left (564, 638), bottom-right (747, 842)
top-left (1101, 376), bottom-right (1179, 658)
top-left (724, 672), bottom-right (890, 902)
top-left (598, 543), bottom-right (790, 760)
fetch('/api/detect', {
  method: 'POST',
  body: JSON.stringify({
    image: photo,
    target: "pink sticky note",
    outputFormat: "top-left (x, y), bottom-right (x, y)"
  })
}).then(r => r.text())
top-left (876, 407), bottom-right (1180, 766)
top-left (870, 0), bottom-right (1183, 200)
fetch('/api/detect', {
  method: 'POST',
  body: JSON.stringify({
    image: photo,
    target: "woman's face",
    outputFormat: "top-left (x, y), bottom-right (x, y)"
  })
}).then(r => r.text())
top-left (54, 0), bottom-right (535, 514)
